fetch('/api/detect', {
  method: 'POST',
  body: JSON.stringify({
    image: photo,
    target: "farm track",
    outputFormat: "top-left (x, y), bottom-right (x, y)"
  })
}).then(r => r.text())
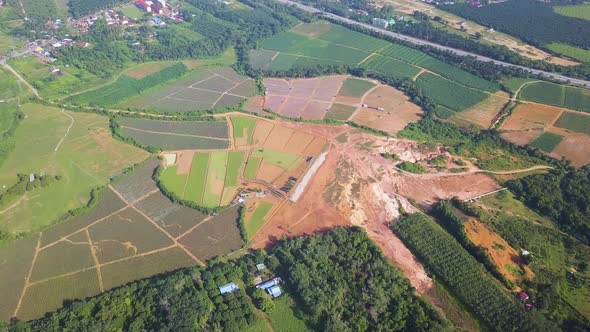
top-left (273, 0), bottom-right (590, 88)
top-left (54, 109), bottom-right (74, 152)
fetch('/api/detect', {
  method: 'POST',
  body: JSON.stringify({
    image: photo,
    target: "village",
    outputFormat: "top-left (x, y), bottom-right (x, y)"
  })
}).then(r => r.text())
top-left (24, 0), bottom-right (183, 67)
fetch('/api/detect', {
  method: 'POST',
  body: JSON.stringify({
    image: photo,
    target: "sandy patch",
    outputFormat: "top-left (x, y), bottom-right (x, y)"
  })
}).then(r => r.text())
top-left (176, 151), bottom-right (194, 174)
top-left (263, 126), bottom-right (295, 151)
top-left (302, 137), bottom-right (328, 156)
top-left (163, 153), bottom-right (177, 166)
top-left (282, 131), bottom-right (315, 155)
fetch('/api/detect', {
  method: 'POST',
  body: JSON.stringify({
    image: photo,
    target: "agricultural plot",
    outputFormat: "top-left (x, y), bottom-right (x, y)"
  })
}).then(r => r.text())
top-left (0, 103), bottom-right (148, 234)
top-left (119, 117), bottom-right (230, 150)
top-left (452, 92), bottom-right (510, 129)
top-left (245, 201), bottom-right (274, 239)
top-left (88, 207), bottom-right (174, 264)
top-left (6, 156), bottom-right (248, 321)
top-left (361, 55), bottom-right (421, 80)
top-left (232, 116), bottom-right (257, 146)
top-left (177, 205), bottom-right (244, 260)
top-left (160, 150), bottom-right (245, 208)
top-left (519, 82), bottom-right (590, 113)
top-left (416, 73), bottom-right (489, 113)
top-left (135, 191), bottom-right (208, 238)
top-left (325, 104), bottom-right (357, 121)
top-left (118, 67), bottom-right (256, 113)
top-left (554, 112), bottom-right (590, 135)
top-left (547, 43), bottom-right (590, 63)
top-left (529, 132), bottom-right (564, 153)
top-left (337, 78), bottom-right (376, 98)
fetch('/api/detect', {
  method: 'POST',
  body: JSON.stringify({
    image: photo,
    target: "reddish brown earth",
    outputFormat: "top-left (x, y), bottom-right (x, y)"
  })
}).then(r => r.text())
top-left (251, 119), bottom-right (504, 293)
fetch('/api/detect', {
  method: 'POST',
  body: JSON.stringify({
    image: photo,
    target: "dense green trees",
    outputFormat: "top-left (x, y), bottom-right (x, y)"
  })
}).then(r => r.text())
top-left (392, 213), bottom-right (558, 332)
top-left (68, 0), bottom-right (129, 19)
top-left (273, 227), bottom-right (449, 331)
top-left (507, 169), bottom-right (590, 244)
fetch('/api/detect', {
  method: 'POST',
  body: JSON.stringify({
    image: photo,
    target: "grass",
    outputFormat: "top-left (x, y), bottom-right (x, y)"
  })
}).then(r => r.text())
top-left (203, 151), bottom-right (227, 208)
top-left (267, 294), bottom-right (312, 332)
top-left (250, 149), bottom-right (302, 170)
top-left (553, 112), bottom-right (590, 135)
top-left (529, 132), bottom-right (563, 153)
top-left (231, 116), bottom-right (257, 145)
top-left (160, 166), bottom-right (188, 196)
top-left (117, 5), bottom-right (145, 19)
top-left (337, 78), bottom-right (375, 98)
top-left (0, 67), bottom-right (26, 99)
top-left (325, 104), bottom-right (356, 121)
top-left (184, 152), bottom-right (210, 204)
top-left (246, 201), bottom-right (273, 239)
top-left (416, 73), bottom-right (488, 112)
top-left (397, 161), bottom-right (426, 174)
top-left (244, 157), bottom-right (262, 179)
top-left (547, 43), bottom-right (590, 63)
top-left (225, 151), bottom-right (245, 187)
top-left (0, 104), bottom-right (148, 234)
top-left (519, 81), bottom-right (590, 113)
top-left (501, 78), bottom-right (538, 93)
top-left (553, 4), bottom-right (590, 20)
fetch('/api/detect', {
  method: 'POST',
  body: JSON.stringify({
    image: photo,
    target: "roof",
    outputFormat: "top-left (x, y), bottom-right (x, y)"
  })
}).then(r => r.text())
top-left (219, 282), bottom-right (239, 294)
top-left (256, 263), bottom-right (266, 271)
top-left (266, 285), bottom-right (282, 297)
top-left (256, 277), bottom-right (282, 290)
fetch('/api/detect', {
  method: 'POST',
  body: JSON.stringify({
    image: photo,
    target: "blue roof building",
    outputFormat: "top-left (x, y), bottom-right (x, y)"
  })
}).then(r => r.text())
top-left (219, 282), bottom-right (239, 294)
top-left (256, 277), bottom-right (282, 290)
top-left (266, 285), bottom-right (282, 298)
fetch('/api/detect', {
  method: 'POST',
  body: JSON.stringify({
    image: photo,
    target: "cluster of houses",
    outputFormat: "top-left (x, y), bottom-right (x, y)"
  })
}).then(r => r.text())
top-left (219, 263), bottom-right (283, 298)
top-left (135, 0), bottom-right (184, 23)
top-left (73, 9), bottom-right (137, 34)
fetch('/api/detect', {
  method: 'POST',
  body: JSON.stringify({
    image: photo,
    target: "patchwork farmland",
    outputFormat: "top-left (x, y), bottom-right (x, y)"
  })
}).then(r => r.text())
top-left (118, 67), bottom-right (257, 113)
top-left (518, 81), bottom-right (590, 113)
top-left (118, 117), bottom-right (230, 150)
top-left (251, 21), bottom-right (501, 116)
top-left (262, 76), bottom-right (422, 134)
top-left (500, 103), bottom-right (590, 166)
top-left (158, 115), bottom-right (327, 209)
top-left (0, 158), bottom-right (244, 321)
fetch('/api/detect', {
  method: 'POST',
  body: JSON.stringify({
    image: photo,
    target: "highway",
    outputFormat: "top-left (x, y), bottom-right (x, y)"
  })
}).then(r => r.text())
top-left (274, 0), bottom-right (590, 88)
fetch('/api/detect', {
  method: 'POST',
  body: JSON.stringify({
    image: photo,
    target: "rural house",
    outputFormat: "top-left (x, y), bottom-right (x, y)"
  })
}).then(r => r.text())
top-left (219, 282), bottom-right (239, 294)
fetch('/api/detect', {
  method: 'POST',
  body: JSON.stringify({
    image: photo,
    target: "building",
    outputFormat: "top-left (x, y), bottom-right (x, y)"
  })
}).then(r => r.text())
top-left (256, 277), bottom-right (282, 290)
top-left (266, 285), bottom-right (282, 298)
top-left (256, 263), bottom-right (267, 271)
top-left (219, 282), bottom-right (239, 294)
top-left (372, 18), bottom-right (389, 29)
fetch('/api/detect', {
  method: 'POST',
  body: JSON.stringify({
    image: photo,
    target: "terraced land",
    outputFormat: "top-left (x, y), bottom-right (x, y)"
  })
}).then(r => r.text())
top-left (118, 66), bottom-right (257, 113)
top-left (519, 82), bottom-right (590, 113)
top-left (1, 159), bottom-right (242, 321)
top-left (252, 21), bottom-right (499, 113)
top-left (119, 117), bottom-right (230, 150)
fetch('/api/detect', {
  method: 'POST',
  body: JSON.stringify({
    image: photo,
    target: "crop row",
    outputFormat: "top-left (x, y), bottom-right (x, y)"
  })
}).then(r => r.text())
top-left (120, 117), bottom-right (229, 139)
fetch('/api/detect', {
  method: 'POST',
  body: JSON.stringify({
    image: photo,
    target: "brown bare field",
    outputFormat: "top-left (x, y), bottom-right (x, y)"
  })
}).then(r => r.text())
top-left (256, 161), bottom-right (286, 183)
top-left (500, 130), bottom-right (543, 146)
top-left (126, 63), bottom-right (167, 79)
top-left (242, 96), bottom-right (271, 116)
top-left (501, 103), bottom-right (564, 131)
top-left (464, 218), bottom-right (533, 285)
top-left (302, 136), bottom-right (328, 156)
top-left (263, 126), bottom-right (295, 151)
top-left (352, 85), bottom-right (422, 135)
top-left (453, 92), bottom-right (509, 129)
top-left (176, 151), bottom-right (194, 174)
top-left (301, 100), bottom-right (330, 119)
top-left (252, 120), bottom-right (274, 146)
top-left (283, 131), bottom-right (315, 155)
top-left (546, 127), bottom-right (590, 167)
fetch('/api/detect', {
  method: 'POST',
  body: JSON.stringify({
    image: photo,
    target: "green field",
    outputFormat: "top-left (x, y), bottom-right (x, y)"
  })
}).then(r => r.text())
top-left (225, 151), bottom-right (245, 187)
top-left (231, 116), bottom-right (257, 145)
top-left (0, 104), bottom-right (148, 233)
top-left (554, 112), bottom-right (590, 135)
top-left (361, 55), bottom-right (422, 80)
top-left (0, 67), bottom-right (26, 99)
top-left (325, 103), bottom-right (356, 121)
top-left (203, 151), bottom-right (228, 207)
top-left (244, 156), bottom-right (262, 179)
top-left (519, 82), bottom-right (590, 113)
top-left (117, 5), bottom-right (145, 19)
top-left (267, 294), bottom-right (312, 332)
top-left (246, 201), bottom-right (273, 239)
top-left (529, 132), bottom-right (563, 152)
top-left (159, 150), bottom-right (241, 208)
top-left (160, 166), bottom-right (188, 197)
top-left (554, 4), bottom-right (590, 20)
top-left (501, 78), bottom-right (538, 92)
top-left (250, 149), bottom-right (302, 170)
top-left (547, 43), bottom-right (590, 63)
top-left (416, 73), bottom-right (489, 113)
top-left (337, 78), bottom-right (376, 98)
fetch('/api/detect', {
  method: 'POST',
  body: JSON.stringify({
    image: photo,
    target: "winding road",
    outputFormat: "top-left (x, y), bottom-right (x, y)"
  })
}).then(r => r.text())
top-left (274, 0), bottom-right (590, 88)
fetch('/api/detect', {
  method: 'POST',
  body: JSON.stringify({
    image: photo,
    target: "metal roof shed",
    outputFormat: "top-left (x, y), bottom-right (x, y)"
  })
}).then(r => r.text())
top-left (219, 282), bottom-right (239, 294)
top-left (266, 285), bottom-right (282, 298)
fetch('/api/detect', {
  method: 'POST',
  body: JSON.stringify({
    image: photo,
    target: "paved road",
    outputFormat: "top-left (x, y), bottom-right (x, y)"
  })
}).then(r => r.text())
top-left (274, 0), bottom-right (590, 88)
